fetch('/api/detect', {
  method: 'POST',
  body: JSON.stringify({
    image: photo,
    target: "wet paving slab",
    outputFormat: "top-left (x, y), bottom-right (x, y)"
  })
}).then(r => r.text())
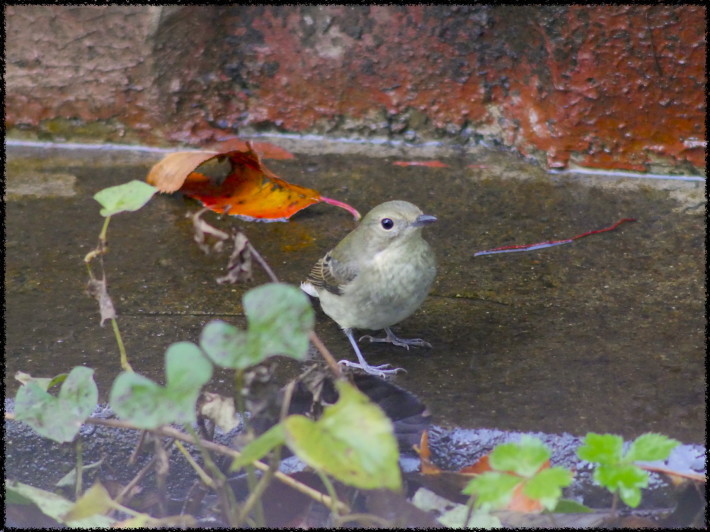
top-left (4, 141), bottom-right (706, 445)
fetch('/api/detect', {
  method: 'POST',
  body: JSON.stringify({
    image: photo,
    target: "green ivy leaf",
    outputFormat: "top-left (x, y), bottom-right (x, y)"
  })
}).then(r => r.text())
top-left (243, 283), bottom-right (313, 359)
top-left (625, 433), bottom-right (679, 463)
top-left (200, 283), bottom-right (314, 369)
top-left (523, 466), bottom-right (573, 511)
top-left (577, 433), bottom-right (624, 464)
top-left (283, 381), bottom-right (401, 491)
top-left (489, 436), bottom-right (550, 477)
top-left (93, 180), bottom-right (157, 217)
top-left (199, 320), bottom-right (249, 368)
top-left (462, 472), bottom-right (521, 510)
top-left (15, 367), bottom-right (98, 443)
top-left (109, 342), bottom-right (212, 429)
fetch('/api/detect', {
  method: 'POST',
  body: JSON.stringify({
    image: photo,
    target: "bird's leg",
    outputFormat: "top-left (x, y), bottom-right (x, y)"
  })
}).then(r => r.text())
top-left (360, 327), bottom-right (432, 350)
top-left (338, 328), bottom-right (405, 377)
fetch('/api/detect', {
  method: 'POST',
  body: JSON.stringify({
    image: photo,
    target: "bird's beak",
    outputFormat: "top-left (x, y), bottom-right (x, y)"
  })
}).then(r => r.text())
top-left (412, 214), bottom-right (437, 227)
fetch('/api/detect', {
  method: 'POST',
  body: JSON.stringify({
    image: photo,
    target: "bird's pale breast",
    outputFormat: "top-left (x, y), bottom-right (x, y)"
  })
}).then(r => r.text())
top-left (318, 237), bottom-right (435, 331)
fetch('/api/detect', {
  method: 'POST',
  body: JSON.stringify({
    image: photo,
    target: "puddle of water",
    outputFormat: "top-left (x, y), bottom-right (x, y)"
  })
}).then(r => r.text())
top-left (4, 144), bottom-right (705, 445)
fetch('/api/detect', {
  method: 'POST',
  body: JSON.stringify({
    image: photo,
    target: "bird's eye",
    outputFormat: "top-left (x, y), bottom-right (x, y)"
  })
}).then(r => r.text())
top-left (380, 218), bottom-right (394, 230)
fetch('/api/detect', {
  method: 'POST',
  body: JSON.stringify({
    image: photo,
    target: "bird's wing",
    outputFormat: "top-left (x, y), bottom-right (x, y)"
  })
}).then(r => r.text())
top-left (305, 252), bottom-right (358, 296)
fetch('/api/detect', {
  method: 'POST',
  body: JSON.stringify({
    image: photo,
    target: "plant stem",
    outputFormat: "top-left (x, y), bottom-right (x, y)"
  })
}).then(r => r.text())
top-left (111, 317), bottom-right (133, 372)
top-left (316, 470), bottom-right (344, 520)
top-left (184, 424), bottom-right (242, 527)
top-left (74, 437), bottom-right (83, 500)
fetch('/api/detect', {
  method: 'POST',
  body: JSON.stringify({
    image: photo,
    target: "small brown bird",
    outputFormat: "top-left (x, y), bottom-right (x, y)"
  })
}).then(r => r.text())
top-left (301, 200), bottom-right (437, 376)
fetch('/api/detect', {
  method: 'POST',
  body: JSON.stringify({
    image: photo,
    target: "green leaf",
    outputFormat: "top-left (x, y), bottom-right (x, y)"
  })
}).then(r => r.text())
top-left (15, 367), bottom-right (98, 443)
top-left (594, 463), bottom-right (648, 508)
top-left (93, 180), bottom-right (157, 217)
top-left (200, 283), bottom-right (314, 369)
top-left (5, 480), bottom-right (117, 528)
top-left (283, 381), bottom-right (401, 491)
top-left (618, 484), bottom-right (643, 508)
top-left (231, 424), bottom-right (286, 471)
top-left (577, 433), bottom-right (624, 465)
top-left (625, 433), bottom-right (679, 463)
top-left (109, 342), bottom-right (212, 429)
top-left (523, 466), bottom-right (573, 511)
top-left (462, 472), bottom-right (522, 510)
top-left (489, 436), bottom-right (550, 477)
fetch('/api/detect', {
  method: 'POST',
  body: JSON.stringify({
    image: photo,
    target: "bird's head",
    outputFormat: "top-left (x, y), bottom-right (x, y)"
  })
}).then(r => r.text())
top-left (354, 200), bottom-right (437, 251)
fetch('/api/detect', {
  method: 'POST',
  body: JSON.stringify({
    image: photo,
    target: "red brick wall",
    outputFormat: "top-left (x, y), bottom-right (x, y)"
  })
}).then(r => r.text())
top-left (6, 5), bottom-right (706, 173)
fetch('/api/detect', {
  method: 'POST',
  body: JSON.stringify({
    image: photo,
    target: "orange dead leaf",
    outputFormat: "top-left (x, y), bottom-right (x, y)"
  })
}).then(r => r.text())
top-left (459, 455), bottom-right (550, 513)
top-left (415, 430), bottom-right (442, 475)
top-left (508, 483), bottom-right (544, 513)
top-left (147, 142), bottom-right (359, 221)
top-left (393, 160), bottom-right (449, 168)
top-left (503, 459), bottom-right (550, 513)
top-left (460, 454), bottom-right (493, 475)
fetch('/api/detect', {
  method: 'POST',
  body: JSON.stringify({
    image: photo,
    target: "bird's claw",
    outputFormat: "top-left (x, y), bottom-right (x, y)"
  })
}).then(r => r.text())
top-left (359, 334), bottom-right (431, 350)
top-left (338, 359), bottom-right (406, 378)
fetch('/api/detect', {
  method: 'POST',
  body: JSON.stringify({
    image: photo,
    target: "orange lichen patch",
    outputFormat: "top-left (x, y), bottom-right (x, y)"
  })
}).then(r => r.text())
top-left (498, 5), bottom-right (706, 171)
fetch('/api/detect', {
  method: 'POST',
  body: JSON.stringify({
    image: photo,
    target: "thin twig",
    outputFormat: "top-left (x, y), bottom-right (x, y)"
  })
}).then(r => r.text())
top-left (64, 415), bottom-right (350, 514)
top-left (183, 424), bottom-right (241, 527)
top-left (309, 331), bottom-right (343, 378)
top-left (236, 447), bottom-right (281, 524)
top-left (115, 455), bottom-right (159, 505)
top-left (246, 235), bottom-right (343, 379)
top-left (129, 430), bottom-right (148, 465)
top-left (174, 439), bottom-right (214, 488)
top-left (247, 243), bottom-right (279, 283)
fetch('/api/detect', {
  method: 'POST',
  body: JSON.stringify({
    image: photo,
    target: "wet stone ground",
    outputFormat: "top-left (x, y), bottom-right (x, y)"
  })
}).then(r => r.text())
top-left (5, 142), bottom-right (706, 445)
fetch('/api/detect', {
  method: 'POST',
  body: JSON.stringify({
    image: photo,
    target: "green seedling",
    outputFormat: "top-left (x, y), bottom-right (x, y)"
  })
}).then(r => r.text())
top-left (86, 180), bottom-right (158, 371)
top-left (577, 432), bottom-right (679, 508)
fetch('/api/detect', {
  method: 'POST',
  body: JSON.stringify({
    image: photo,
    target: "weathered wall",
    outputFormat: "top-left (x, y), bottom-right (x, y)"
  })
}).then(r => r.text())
top-left (5, 5), bottom-right (706, 173)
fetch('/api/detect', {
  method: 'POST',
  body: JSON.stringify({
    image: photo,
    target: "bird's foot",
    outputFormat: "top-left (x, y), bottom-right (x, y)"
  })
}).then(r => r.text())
top-left (338, 359), bottom-right (406, 378)
top-left (359, 328), bottom-right (432, 350)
